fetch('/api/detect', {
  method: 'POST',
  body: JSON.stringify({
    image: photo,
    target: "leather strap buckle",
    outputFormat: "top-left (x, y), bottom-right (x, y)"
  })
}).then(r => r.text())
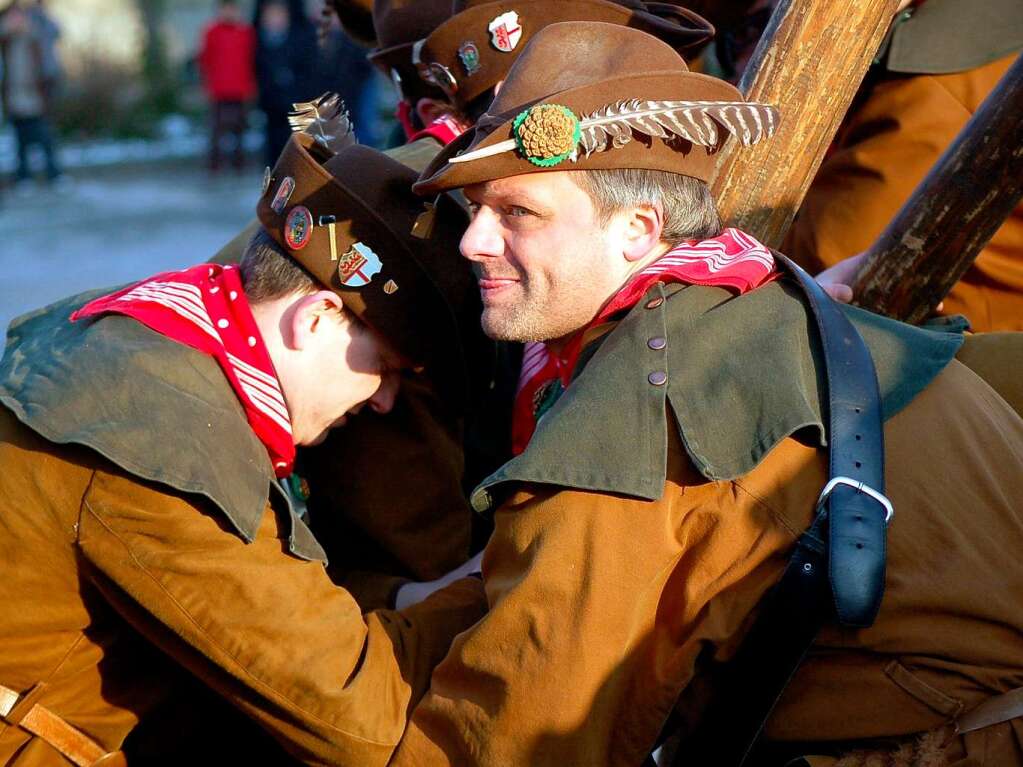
top-left (817, 476), bottom-right (894, 524)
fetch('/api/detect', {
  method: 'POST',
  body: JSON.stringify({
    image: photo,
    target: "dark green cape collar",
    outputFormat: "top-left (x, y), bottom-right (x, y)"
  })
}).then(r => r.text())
top-left (0, 291), bottom-right (326, 562)
top-left (471, 280), bottom-right (964, 513)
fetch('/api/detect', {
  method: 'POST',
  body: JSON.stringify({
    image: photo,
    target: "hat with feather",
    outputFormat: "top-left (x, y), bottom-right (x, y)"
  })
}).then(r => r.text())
top-left (413, 0), bottom-right (715, 115)
top-left (414, 21), bottom-right (778, 193)
top-left (257, 94), bottom-right (490, 411)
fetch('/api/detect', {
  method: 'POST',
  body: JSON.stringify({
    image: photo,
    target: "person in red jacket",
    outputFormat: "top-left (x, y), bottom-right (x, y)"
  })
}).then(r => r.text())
top-left (198, 0), bottom-right (256, 171)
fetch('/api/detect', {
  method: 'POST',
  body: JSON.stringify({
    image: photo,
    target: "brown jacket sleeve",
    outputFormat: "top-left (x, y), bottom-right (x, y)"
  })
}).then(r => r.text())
top-left (75, 466), bottom-right (486, 766)
top-left (390, 431), bottom-right (805, 767)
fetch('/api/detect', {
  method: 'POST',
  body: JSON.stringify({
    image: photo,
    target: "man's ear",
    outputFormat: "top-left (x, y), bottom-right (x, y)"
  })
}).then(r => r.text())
top-left (622, 203), bottom-right (665, 263)
top-left (289, 291), bottom-right (344, 351)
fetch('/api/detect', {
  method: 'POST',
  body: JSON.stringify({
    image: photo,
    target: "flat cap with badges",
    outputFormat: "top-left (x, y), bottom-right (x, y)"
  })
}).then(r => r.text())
top-left (414, 19), bottom-right (777, 193)
top-left (256, 94), bottom-right (489, 410)
top-left (413, 0), bottom-right (715, 113)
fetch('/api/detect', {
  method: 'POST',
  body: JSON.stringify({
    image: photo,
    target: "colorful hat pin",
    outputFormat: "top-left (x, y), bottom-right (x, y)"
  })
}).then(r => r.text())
top-left (488, 11), bottom-right (522, 52)
top-left (337, 241), bottom-right (383, 287)
top-left (450, 99), bottom-right (780, 168)
top-left (284, 206), bottom-right (314, 250)
top-left (458, 40), bottom-right (482, 74)
top-left (271, 177), bottom-right (296, 213)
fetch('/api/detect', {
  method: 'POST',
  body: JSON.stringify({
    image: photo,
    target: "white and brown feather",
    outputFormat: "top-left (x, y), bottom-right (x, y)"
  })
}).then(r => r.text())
top-left (288, 93), bottom-right (356, 154)
top-left (576, 99), bottom-right (778, 158)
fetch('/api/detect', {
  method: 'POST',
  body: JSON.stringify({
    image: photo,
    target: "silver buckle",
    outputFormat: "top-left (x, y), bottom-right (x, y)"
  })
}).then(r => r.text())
top-left (816, 476), bottom-right (894, 523)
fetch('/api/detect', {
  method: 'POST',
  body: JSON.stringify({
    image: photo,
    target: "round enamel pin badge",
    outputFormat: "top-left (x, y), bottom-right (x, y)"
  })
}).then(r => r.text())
top-left (284, 206), bottom-right (313, 251)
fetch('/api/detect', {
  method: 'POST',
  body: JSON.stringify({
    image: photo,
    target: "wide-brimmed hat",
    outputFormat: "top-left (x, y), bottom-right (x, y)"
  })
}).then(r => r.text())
top-left (414, 21), bottom-right (778, 194)
top-left (328, 0), bottom-right (377, 45)
top-left (413, 0), bottom-right (715, 113)
top-left (367, 0), bottom-right (455, 105)
top-left (256, 96), bottom-right (489, 411)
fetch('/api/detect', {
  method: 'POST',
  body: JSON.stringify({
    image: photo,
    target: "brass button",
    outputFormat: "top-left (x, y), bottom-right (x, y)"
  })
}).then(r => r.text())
top-left (648, 371), bottom-right (667, 386)
top-left (647, 336), bottom-right (666, 351)
top-left (645, 297), bottom-right (664, 309)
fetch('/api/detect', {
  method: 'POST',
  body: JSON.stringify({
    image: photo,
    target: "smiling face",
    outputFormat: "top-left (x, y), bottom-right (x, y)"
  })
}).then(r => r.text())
top-left (461, 171), bottom-right (642, 344)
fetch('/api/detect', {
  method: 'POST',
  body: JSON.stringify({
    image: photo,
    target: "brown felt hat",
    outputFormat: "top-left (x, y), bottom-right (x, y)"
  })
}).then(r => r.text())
top-left (367, 0), bottom-right (455, 104)
top-left (328, 0), bottom-right (377, 46)
top-left (414, 21), bottom-right (778, 194)
top-left (257, 131), bottom-right (489, 411)
top-left (413, 0), bottom-right (715, 113)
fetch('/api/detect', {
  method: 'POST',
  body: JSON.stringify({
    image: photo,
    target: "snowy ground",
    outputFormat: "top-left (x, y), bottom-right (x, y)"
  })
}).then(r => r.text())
top-left (0, 160), bottom-right (263, 334)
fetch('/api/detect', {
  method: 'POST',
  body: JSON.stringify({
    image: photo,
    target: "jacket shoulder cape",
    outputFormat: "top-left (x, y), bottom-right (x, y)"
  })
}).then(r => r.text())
top-left (885, 0), bottom-right (1023, 74)
top-left (472, 279), bottom-right (964, 513)
top-left (0, 290), bottom-right (325, 561)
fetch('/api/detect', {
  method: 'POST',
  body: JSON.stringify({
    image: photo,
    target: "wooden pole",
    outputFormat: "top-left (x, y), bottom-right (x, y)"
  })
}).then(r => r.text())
top-left (852, 53), bottom-right (1023, 323)
top-left (710, 0), bottom-right (900, 247)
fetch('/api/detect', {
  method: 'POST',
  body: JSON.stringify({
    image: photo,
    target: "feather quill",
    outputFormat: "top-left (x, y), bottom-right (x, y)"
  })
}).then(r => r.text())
top-left (289, 93), bottom-right (356, 154)
top-left (449, 99), bottom-right (779, 164)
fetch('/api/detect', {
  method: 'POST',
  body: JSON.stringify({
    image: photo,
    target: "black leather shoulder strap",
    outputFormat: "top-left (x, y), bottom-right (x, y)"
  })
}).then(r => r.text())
top-left (664, 255), bottom-right (891, 767)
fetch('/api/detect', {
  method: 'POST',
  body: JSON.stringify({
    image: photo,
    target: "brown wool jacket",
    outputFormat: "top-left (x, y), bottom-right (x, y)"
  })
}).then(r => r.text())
top-left (0, 296), bottom-right (487, 765)
top-left (390, 282), bottom-right (1023, 767)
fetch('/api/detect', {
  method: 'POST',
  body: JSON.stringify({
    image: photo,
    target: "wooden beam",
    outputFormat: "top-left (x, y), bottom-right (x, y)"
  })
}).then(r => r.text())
top-left (710, 0), bottom-right (900, 247)
top-left (852, 53), bottom-right (1023, 323)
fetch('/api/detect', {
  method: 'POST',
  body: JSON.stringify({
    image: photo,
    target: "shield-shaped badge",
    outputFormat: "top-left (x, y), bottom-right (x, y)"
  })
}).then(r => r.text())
top-left (458, 41), bottom-right (481, 74)
top-left (337, 242), bottom-right (383, 287)
top-left (488, 11), bottom-right (522, 52)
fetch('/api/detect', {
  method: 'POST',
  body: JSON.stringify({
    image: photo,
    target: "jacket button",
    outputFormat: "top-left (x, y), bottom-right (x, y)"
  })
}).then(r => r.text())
top-left (647, 336), bottom-right (666, 350)
top-left (645, 297), bottom-right (664, 309)
top-left (648, 371), bottom-right (668, 386)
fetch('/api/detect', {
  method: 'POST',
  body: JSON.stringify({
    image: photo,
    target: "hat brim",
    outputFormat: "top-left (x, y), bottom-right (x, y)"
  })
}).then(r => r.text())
top-left (413, 70), bottom-right (742, 194)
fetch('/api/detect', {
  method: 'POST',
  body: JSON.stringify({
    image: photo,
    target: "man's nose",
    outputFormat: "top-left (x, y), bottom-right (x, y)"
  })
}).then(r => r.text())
top-left (367, 371), bottom-right (400, 415)
top-left (460, 208), bottom-right (504, 263)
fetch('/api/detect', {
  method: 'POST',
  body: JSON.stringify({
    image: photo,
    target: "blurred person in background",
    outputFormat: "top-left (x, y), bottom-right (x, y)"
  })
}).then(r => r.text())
top-left (198, 0), bottom-right (256, 173)
top-left (313, 5), bottom-right (383, 147)
top-left (255, 0), bottom-right (317, 166)
top-left (0, 0), bottom-right (65, 192)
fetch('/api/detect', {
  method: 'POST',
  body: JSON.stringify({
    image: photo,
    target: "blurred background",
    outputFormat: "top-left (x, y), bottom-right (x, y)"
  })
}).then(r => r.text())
top-left (0, 0), bottom-right (397, 331)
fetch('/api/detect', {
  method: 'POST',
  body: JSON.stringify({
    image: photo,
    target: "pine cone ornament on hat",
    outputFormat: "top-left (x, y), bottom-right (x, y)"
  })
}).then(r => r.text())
top-left (514, 104), bottom-right (582, 165)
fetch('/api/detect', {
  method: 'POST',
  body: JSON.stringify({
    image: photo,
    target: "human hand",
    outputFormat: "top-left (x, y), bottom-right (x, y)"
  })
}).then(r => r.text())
top-left (814, 252), bottom-right (868, 303)
top-left (394, 551), bottom-right (484, 610)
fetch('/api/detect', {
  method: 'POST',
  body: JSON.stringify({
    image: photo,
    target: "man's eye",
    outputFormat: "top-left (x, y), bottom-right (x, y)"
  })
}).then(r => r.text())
top-left (504, 205), bottom-right (531, 218)
top-left (467, 202), bottom-right (481, 217)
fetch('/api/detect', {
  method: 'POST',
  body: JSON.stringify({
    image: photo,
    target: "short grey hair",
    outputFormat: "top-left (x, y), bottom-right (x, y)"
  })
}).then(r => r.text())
top-left (239, 228), bottom-right (319, 304)
top-left (572, 168), bottom-right (721, 245)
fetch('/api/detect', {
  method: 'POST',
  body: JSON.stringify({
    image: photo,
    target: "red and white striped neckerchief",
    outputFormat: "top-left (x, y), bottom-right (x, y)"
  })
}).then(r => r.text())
top-left (511, 228), bottom-right (777, 454)
top-left (71, 264), bottom-right (296, 477)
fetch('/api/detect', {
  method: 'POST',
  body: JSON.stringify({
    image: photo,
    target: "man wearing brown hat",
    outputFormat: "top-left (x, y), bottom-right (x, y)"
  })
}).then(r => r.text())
top-left (391, 21), bottom-right (1023, 767)
top-left (0, 110), bottom-right (489, 766)
top-left (206, 0), bottom-right (717, 612)
top-left (414, 0), bottom-right (714, 125)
